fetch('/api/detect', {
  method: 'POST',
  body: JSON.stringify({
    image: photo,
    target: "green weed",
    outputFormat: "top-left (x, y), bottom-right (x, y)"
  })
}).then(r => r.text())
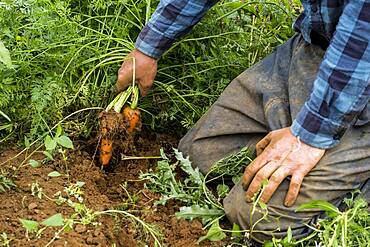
top-left (141, 148), bottom-right (256, 242)
top-left (0, 232), bottom-right (11, 247)
top-left (0, 173), bottom-right (16, 192)
top-left (266, 193), bottom-right (370, 247)
top-left (140, 149), bottom-right (224, 224)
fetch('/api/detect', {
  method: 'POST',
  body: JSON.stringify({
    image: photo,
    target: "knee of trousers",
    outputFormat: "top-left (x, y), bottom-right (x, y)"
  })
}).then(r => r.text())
top-left (223, 183), bottom-right (312, 243)
top-left (178, 133), bottom-right (214, 174)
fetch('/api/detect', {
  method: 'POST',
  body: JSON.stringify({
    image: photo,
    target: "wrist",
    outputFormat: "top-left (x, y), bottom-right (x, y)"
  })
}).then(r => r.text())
top-left (133, 48), bottom-right (159, 62)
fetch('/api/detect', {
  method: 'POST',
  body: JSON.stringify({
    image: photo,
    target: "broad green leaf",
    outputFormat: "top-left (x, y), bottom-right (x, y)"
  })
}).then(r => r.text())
top-left (41, 213), bottom-right (64, 227)
top-left (19, 219), bottom-right (39, 232)
top-left (176, 205), bottom-right (224, 225)
top-left (263, 242), bottom-right (274, 247)
top-left (198, 220), bottom-right (226, 243)
top-left (56, 136), bottom-right (74, 149)
top-left (231, 223), bottom-right (242, 239)
top-left (0, 41), bottom-right (12, 68)
top-left (45, 135), bottom-right (57, 151)
top-left (43, 151), bottom-right (54, 160)
top-left (48, 171), bottom-right (61, 177)
top-left (56, 125), bottom-right (62, 137)
top-left (296, 200), bottom-right (341, 217)
top-left (24, 136), bottom-right (30, 149)
top-left (29, 159), bottom-right (41, 168)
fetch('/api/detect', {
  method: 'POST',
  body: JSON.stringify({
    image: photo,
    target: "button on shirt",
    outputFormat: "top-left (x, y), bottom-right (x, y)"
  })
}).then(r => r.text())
top-left (135, 0), bottom-right (370, 149)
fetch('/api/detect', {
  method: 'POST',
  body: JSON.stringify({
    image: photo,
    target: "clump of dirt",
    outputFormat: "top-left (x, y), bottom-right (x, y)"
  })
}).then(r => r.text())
top-left (0, 131), bottom-right (225, 246)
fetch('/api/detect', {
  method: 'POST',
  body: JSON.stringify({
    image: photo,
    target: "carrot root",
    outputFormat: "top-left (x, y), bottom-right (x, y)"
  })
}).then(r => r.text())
top-left (123, 105), bottom-right (141, 133)
top-left (100, 138), bottom-right (113, 166)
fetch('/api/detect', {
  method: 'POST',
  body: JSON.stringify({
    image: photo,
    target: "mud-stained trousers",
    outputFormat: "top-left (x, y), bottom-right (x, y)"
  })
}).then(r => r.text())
top-left (178, 34), bottom-right (370, 243)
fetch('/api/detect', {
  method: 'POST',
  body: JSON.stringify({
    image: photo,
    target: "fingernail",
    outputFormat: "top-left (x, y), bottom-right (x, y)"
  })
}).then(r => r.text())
top-left (284, 201), bottom-right (292, 207)
top-left (245, 195), bottom-right (252, 203)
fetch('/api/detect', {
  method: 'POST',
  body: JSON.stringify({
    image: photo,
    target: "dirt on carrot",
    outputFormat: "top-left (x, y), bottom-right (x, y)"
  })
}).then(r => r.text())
top-left (123, 105), bottom-right (141, 134)
top-left (0, 131), bottom-right (225, 247)
top-left (99, 85), bottom-right (142, 167)
top-left (99, 110), bottom-right (124, 166)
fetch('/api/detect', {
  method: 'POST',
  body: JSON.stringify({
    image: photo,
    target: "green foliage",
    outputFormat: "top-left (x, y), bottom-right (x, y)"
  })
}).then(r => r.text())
top-left (0, 40), bottom-right (12, 68)
top-left (140, 149), bottom-right (224, 224)
top-left (267, 194), bottom-right (370, 247)
top-left (19, 213), bottom-right (65, 239)
top-left (42, 126), bottom-right (74, 162)
top-left (0, 174), bottom-right (16, 192)
top-left (0, 111), bottom-right (13, 143)
top-left (0, 0), bottom-right (299, 145)
top-left (197, 220), bottom-right (226, 243)
top-left (47, 171), bottom-right (61, 177)
top-left (41, 213), bottom-right (64, 227)
top-left (296, 199), bottom-right (341, 218)
top-left (0, 232), bottom-right (11, 247)
top-left (211, 147), bottom-right (253, 183)
top-left (19, 219), bottom-right (39, 233)
top-left (175, 205), bottom-right (224, 225)
top-left (28, 159), bottom-right (41, 168)
top-left (44, 126), bottom-right (74, 152)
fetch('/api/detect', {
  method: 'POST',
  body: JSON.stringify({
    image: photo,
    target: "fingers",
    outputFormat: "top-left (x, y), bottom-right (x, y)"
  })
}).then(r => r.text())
top-left (138, 81), bottom-right (151, 97)
top-left (256, 133), bottom-right (271, 156)
top-left (284, 174), bottom-right (304, 207)
top-left (245, 161), bottom-right (279, 202)
top-left (116, 62), bottom-right (133, 92)
top-left (242, 154), bottom-right (269, 190)
top-left (116, 64), bottom-right (152, 96)
top-left (260, 167), bottom-right (291, 203)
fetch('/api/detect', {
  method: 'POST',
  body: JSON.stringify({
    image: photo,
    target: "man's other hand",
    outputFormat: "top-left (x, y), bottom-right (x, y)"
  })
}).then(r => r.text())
top-left (242, 127), bottom-right (325, 207)
top-left (116, 49), bottom-right (157, 96)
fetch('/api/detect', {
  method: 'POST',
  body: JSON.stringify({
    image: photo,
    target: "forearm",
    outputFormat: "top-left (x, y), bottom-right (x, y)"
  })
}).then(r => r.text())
top-left (135, 0), bottom-right (219, 58)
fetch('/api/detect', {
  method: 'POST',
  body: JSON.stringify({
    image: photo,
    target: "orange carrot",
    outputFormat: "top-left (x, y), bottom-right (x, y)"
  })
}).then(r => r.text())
top-left (100, 138), bottom-right (113, 166)
top-left (99, 84), bottom-right (141, 166)
top-left (123, 105), bottom-right (140, 133)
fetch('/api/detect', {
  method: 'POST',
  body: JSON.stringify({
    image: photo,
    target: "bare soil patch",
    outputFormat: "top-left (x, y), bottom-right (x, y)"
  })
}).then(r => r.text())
top-left (0, 131), bottom-right (224, 247)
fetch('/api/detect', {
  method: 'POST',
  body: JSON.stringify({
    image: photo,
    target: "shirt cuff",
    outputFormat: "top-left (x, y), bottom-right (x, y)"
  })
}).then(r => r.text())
top-left (135, 24), bottom-right (175, 59)
top-left (291, 103), bottom-right (347, 149)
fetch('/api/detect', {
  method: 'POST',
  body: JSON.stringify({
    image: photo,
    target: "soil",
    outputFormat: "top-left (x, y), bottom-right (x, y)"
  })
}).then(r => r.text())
top-left (0, 131), bottom-right (226, 247)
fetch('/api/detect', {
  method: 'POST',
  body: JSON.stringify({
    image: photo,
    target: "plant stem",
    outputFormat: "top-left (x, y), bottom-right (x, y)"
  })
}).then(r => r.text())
top-left (121, 155), bottom-right (162, 161)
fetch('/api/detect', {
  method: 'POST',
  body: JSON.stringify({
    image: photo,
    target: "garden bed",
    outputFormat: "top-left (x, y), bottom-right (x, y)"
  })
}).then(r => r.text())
top-left (0, 131), bottom-right (224, 246)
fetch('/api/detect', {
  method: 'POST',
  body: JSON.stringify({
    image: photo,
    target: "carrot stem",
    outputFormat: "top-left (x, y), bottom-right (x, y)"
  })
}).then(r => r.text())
top-left (106, 92), bottom-right (121, 111)
top-left (121, 155), bottom-right (161, 160)
top-left (113, 86), bottom-right (132, 112)
top-left (130, 84), bottom-right (139, 109)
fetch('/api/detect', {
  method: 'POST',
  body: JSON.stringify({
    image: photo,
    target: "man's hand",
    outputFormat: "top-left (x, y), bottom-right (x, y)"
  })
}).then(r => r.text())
top-left (242, 127), bottom-right (325, 207)
top-left (116, 49), bottom-right (158, 96)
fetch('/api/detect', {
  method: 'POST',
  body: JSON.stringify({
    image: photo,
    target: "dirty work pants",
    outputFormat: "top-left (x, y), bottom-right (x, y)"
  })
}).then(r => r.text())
top-left (178, 34), bottom-right (370, 243)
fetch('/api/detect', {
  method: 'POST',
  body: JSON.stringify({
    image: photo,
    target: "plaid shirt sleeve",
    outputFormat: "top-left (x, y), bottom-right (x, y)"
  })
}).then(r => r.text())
top-left (135, 0), bottom-right (218, 59)
top-left (291, 1), bottom-right (370, 149)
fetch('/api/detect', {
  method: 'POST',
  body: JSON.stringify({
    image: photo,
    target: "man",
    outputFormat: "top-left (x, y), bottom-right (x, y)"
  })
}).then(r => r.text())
top-left (116, 0), bottom-right (370, 243)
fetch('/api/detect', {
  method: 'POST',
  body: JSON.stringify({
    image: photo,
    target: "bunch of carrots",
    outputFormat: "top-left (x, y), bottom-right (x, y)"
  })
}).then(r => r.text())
top-left (99, 84), bottom-right (141, 166)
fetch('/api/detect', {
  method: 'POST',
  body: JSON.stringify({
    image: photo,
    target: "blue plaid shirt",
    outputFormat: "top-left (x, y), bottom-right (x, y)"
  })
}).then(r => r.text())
top-left (135, 0), bottom-right (370, 149)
